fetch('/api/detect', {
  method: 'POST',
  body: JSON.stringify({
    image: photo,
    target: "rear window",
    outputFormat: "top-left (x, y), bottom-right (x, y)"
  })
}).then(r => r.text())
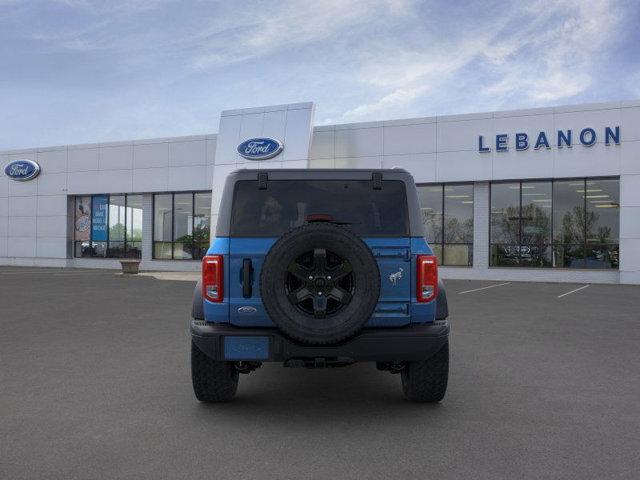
top-left (230, 180), bottom-right (409, 237)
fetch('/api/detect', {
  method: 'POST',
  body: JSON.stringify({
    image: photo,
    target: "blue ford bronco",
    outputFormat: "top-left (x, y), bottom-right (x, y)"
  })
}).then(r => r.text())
top-left (191, 169), bottom-right (450, 402)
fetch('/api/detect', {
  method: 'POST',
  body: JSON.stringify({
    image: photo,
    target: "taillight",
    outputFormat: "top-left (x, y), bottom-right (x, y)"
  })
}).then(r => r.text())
top-left (417, 255), bottom-right (438, 303)
top-left (202, 255), bottom-right (223, 302)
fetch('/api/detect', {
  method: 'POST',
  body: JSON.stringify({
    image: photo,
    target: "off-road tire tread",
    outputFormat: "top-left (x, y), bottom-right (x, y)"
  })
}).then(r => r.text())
top-left (401, 340), bottom-right (449, 402)
top-left (191, 341), bottom-right (239, 402)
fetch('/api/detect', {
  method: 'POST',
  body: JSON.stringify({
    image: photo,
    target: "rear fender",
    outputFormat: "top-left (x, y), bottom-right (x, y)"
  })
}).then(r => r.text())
top-left (192, 280), bottom-right (204, 320)
top-left (435, 279), bottom-right (448, 320)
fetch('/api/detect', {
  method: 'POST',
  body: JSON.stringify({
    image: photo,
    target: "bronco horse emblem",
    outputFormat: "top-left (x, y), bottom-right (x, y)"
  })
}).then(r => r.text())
top-left (389, 268), bottom-right (403, 286)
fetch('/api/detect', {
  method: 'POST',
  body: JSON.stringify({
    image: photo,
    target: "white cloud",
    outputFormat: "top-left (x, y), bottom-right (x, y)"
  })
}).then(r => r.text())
top-left (481, 0), bottom-right (621, 105)
top-left (190, 0), bottom-right (414, 69)
top-left (335, 0), bottom-right (625, 122)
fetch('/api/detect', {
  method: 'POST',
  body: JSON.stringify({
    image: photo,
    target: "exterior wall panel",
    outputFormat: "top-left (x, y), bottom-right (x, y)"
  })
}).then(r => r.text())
top-left (1, 100), bottom-right (638, 282)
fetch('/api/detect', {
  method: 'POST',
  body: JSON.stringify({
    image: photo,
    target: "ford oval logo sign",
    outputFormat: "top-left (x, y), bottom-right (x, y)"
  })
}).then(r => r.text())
top-left (237, 306), bottom-right (257, 314)
top-left (237, 137), bottom-right (283, 160)
top-left (4, 159), bottom-right (41, 182)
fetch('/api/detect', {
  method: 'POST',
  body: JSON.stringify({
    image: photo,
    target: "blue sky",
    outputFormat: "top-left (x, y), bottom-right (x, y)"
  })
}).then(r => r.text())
top-left (1, 0), bottom-right (639, 150)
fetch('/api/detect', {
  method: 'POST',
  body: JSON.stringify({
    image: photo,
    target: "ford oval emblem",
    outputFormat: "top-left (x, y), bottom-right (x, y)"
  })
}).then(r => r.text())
top-left (237, 137), bottom-right (283, 160)
top-left (237, 306), bottom-right (257, 314)
top-left (4, 159), bottom-right (41, 182)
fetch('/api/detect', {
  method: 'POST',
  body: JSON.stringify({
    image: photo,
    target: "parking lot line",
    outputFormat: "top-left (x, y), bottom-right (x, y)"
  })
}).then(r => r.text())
top-left (557, 284), bottom-right (590, 298)
top-left (457, 282), bottom-right (511, 295)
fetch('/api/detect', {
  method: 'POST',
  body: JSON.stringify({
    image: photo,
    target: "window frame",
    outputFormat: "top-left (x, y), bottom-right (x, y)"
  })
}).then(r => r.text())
top-left (73, 193), bottom-right (143, 259)
top-left (151, 191), bottom-right (211, 260)
top-left (416, 182), bottom-right (474, 267)
top-left (488, 176), bottom-right (620, 269)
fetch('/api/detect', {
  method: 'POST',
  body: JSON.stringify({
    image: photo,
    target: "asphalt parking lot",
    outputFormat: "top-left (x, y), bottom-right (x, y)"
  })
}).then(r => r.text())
top-left (1, 268), bottom-right (639, 480)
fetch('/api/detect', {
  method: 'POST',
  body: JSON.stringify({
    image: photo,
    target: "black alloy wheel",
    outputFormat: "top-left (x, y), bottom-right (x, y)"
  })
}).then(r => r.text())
top-left (285, 248), bottom-right (355, 318)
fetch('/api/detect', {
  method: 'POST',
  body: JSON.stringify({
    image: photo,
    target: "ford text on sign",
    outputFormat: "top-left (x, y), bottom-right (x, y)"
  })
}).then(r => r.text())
top-left (237, 138), bottom-right (283, 160)
top-left (4, 159), bottom-right (41, 181)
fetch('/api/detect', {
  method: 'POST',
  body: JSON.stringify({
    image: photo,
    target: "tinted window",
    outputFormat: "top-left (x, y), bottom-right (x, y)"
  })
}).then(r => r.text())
top-left (230, 180), bottom-right (409, 237)
top-left (73, 193), bottom-right (143, 259)
top-left (417, 185), bottom-right (443, 244)
top-left (416, 183), bottom-right (474, 266)
top-left (490, 178), bottom-right (619, 269)
top-left (520, 181), bottom-right (552, 267)
top-left (174, 193), bottom-right (194, 259)
top-left (152, 192), bottom-right (212, 260)
top-left (553, 180), bottom-right (585, 245)
top-left (491, 182), bottom-right (520, 245)
top-left (443, 184), bottom-right (474, 266)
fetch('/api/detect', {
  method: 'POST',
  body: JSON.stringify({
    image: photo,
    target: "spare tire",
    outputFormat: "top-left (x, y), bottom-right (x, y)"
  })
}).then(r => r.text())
top-left (260, 223), bottom-right (380, 345)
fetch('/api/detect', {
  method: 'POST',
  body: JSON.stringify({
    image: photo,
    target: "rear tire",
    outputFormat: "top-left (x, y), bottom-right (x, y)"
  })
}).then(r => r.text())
top-left (401, 340), bottom-right (449, 402)
top-left (191, 341), bottom-right (239, 402)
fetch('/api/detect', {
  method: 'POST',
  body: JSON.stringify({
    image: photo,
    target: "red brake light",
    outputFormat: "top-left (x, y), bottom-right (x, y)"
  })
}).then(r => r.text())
top-left (417, 255), bottom-right (438, 303)
top-left (202, 255), bottom-right (223, 302)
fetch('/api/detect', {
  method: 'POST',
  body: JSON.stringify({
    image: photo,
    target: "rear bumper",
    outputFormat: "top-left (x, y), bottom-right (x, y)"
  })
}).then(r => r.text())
top-left (190, 320), bottom-right (450, 363)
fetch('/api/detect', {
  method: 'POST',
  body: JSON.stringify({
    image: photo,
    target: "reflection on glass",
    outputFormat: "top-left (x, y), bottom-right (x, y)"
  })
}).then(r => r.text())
top-left (491, 178), bottom-right (620, 269)
top-left (444, 244), bottom-right (473, 266)
top-left (154, 194), bottom-right (172, 242)
top-left (553, 244), bottom-right (586, 268)
top-left (193, 192), bottom-right (212, 259)
top-left (126, 195), bottom-right (143, 258)
top-left (585, 244), bottom-right (619, 269)
top-left (417, 184), bottom-right (473, 266)
top-left (154, 242), bottom-right (172, 260)
top-left (173, 193), bottom-right (193, 259)
top-left (491, 244), bottom-right (520, 267)
top-left (417, 185), bottom-right (443, 244)
top-left (152, 192), bottom-right (212, 260)
top-left (107, 195), bottom-right (126, 258)
top-left (444, 184), bottom-right (473, 243)
top-left (73, 194), bottom-right (143, 259)
top-left (553, 180), bottom-right (585, 246)
top-left (491, 183), bottom-right (520, 245)
top-left (586, 179), bottom-right (619, 245)
top-left (520, 181), bottom-right (552, 267)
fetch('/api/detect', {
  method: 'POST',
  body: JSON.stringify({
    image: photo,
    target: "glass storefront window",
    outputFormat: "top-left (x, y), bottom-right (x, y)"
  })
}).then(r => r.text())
top-left (193, 192), bottom-right (212, 260)
top-left (443, 184), bottom-right (474, 266)
top-left (153, 194), bottom-right (172, 259)
top-left (108, 195), bottom-right (126, 258)
top-left (126, 195), bottom-right (143, 259)
top-left (585, 178), bottom-right (619, 269)
top-left (73, 193), bottom-right (143, 259)
top-left (491, 178), bottom-right (619, 269)
top-left (173, 193), bottom-right (194, 260)
top-left (74, 196), bottom-right (92, 257)
top-left (417, 183), bottom-right (473, 266)
top-left (520, 181), bottom-right (552, 267)
top-left (490, 182), bottom-right (520, 267)
top-left (152, 191), bottom-right (211, 260)
top-left (553, 180), bottom-right (586, 268)
top-left (417, 185), bottom-right (443, 260)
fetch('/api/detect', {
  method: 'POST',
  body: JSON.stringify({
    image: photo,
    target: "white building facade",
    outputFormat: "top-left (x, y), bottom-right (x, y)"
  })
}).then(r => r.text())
top-left (1, 100), bottom-right (639, 284)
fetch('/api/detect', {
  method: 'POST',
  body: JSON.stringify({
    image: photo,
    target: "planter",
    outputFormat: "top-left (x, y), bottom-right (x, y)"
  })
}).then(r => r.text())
top-left (119, 259), bottom-right (141, 274)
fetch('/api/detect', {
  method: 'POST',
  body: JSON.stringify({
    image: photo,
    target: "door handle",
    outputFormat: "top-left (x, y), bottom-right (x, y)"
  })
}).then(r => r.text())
top-left (242, 259), bottom-right (252, 298)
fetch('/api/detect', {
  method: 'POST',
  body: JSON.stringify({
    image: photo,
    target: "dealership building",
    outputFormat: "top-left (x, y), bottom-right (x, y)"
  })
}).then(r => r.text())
top-left (1, 100), bottom-right (639, 284)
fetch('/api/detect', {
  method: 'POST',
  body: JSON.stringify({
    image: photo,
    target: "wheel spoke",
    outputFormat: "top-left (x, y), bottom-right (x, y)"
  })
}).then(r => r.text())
top-left (313, 296), bottom-right (327, 318)
top-left (313, 248), bottom-right (327, 271)
top-left (328, 287), bottom-right (352, 304)
top-left (287, 287), bottom-right (312, 305)
top-left (287, 262), bottom-right (311, 281)
top-left (328, 261), bottom-right (352, 280)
